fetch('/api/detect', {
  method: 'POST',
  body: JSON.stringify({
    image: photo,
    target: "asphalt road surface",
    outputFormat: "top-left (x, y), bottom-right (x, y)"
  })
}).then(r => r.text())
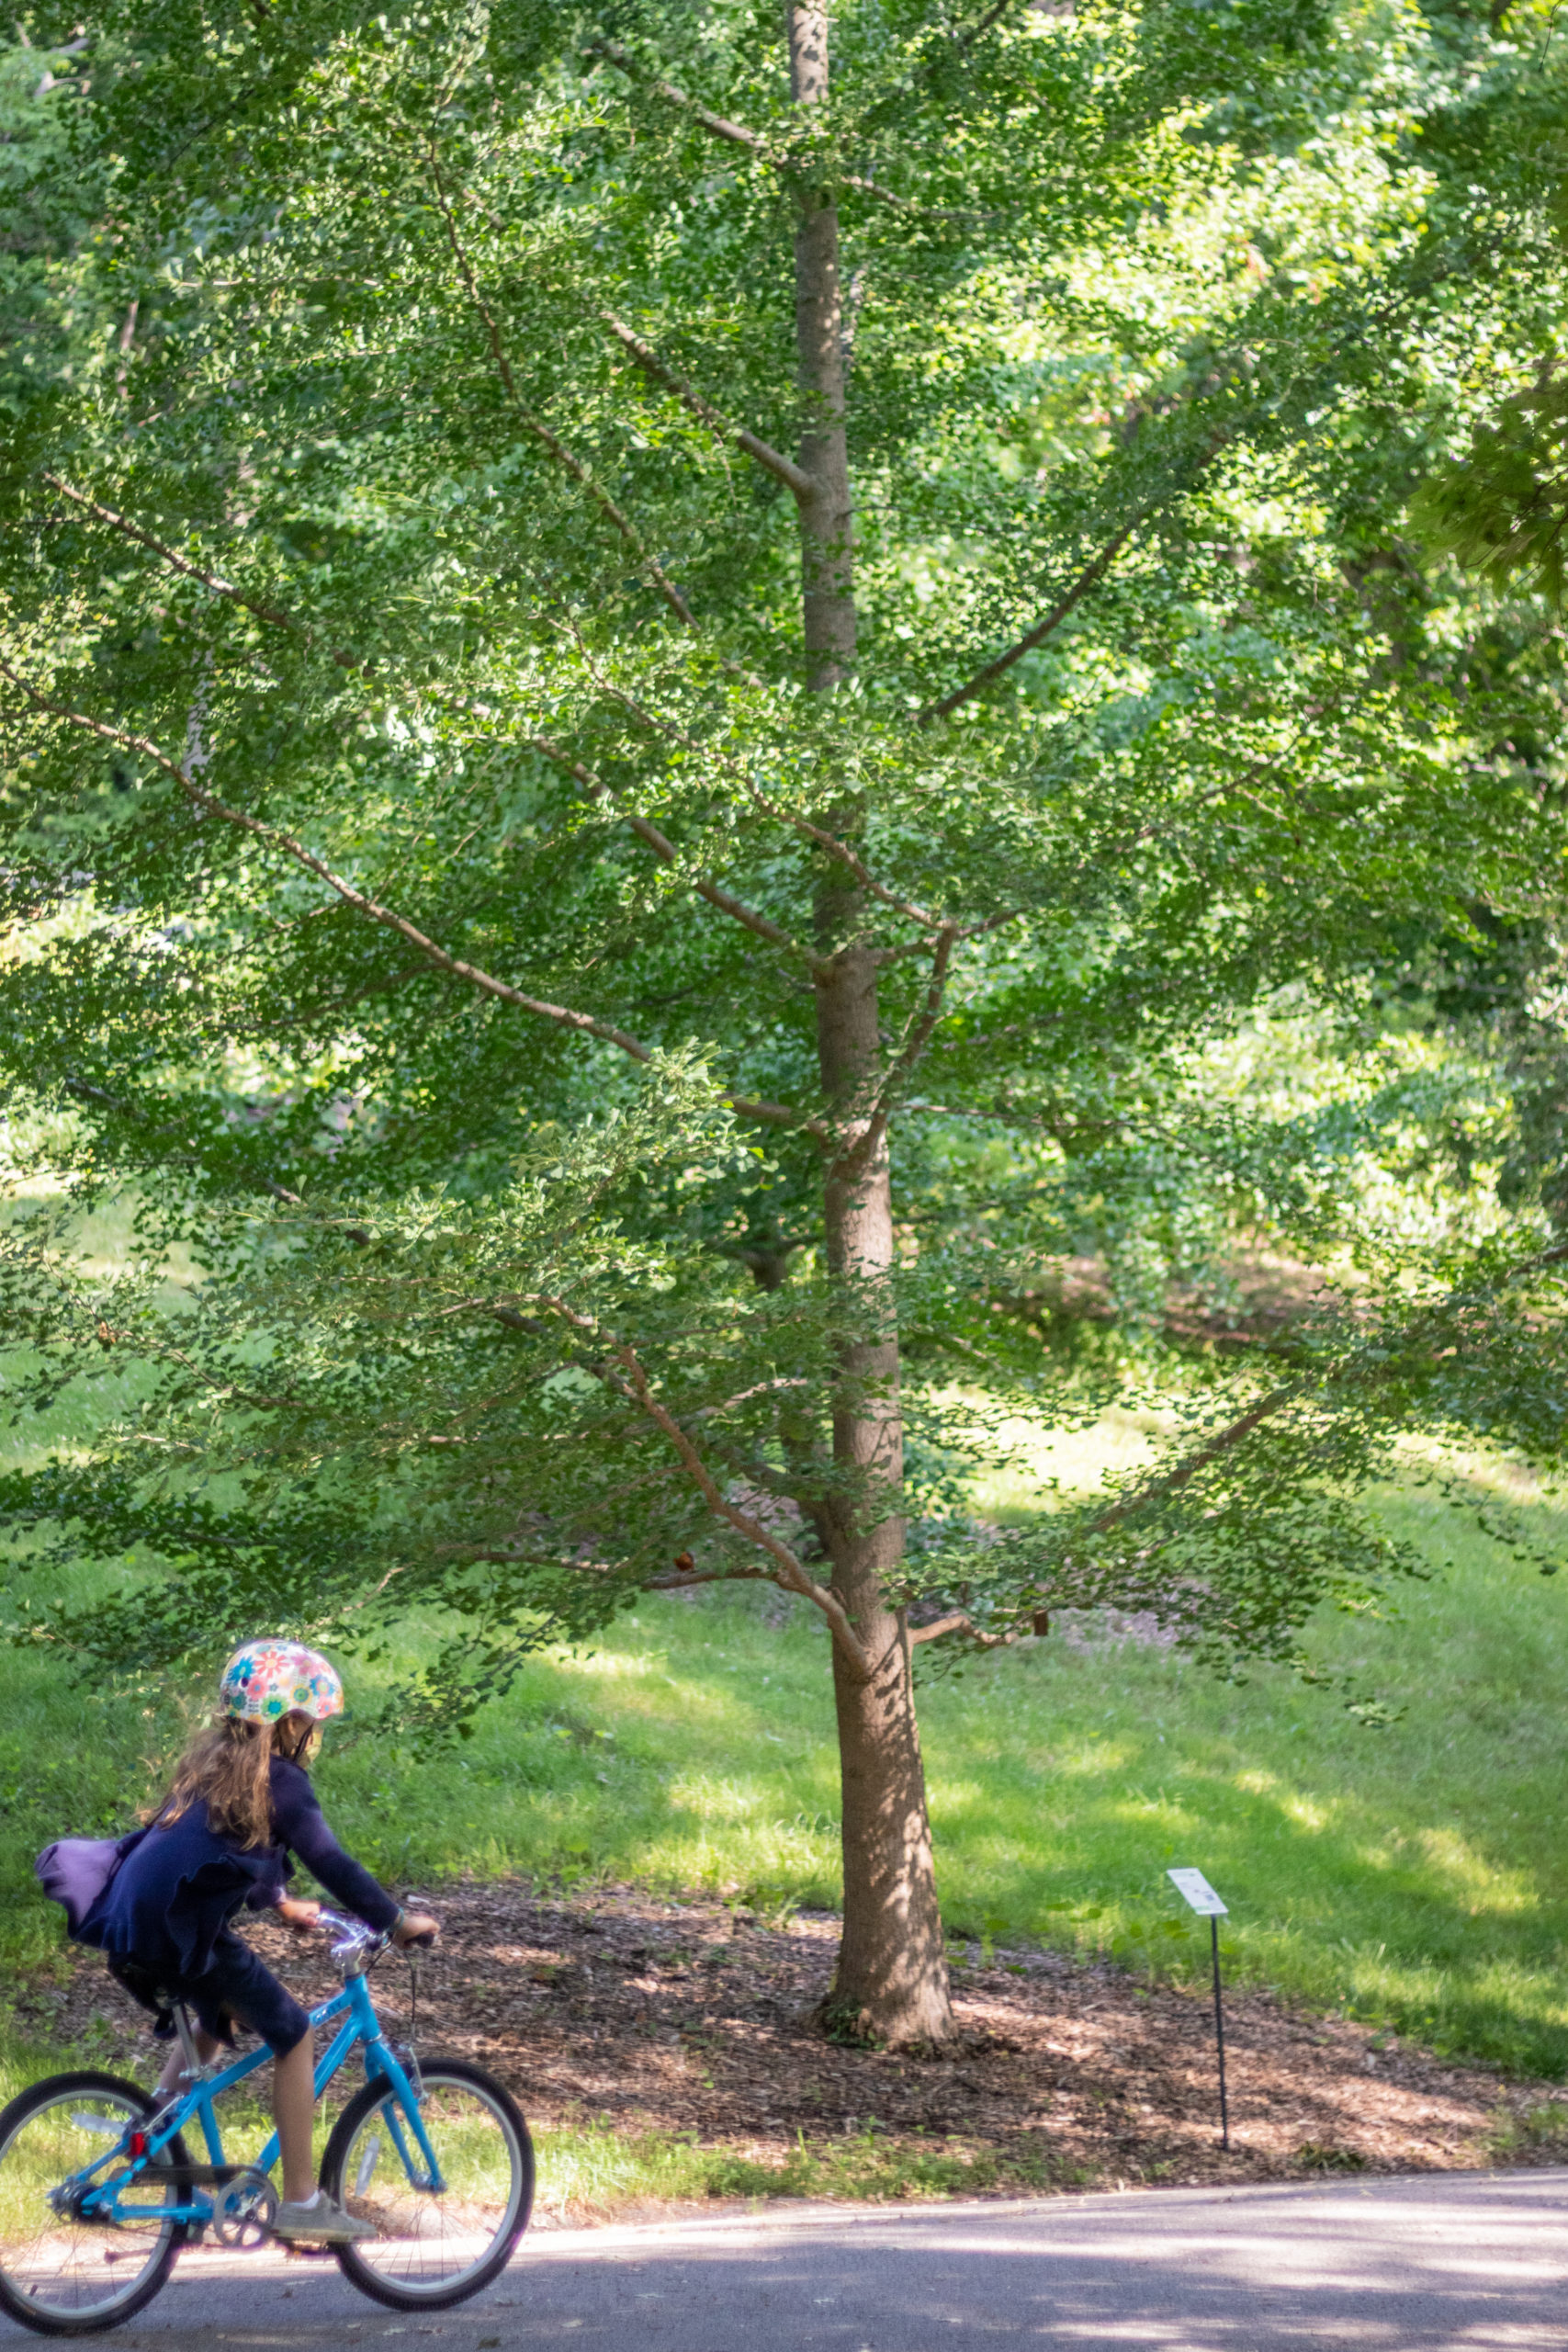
top-left (4, 2168), bottom-right (1567, 2350)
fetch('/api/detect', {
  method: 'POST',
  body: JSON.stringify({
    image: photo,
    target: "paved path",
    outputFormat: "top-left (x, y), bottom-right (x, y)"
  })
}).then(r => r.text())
top-left (6, 2169), bottom-right (1568, 2349)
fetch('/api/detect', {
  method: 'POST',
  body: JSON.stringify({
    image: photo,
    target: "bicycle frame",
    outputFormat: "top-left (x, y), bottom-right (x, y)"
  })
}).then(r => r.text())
top-left (54, 1964), bottom-right (444, 2233)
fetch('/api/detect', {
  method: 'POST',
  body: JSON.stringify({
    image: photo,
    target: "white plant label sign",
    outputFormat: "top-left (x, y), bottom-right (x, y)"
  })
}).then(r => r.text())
top-left (1167, 1868), bottom-right (1228, 1917)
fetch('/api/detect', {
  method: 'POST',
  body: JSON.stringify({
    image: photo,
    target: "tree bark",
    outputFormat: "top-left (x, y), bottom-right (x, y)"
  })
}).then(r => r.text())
top-left (789, 0), bottom-right (953, 2047)
top-left (788, 3), bottom-right (856, 691)
top-left (814, 935), bottom-right (954, 2045)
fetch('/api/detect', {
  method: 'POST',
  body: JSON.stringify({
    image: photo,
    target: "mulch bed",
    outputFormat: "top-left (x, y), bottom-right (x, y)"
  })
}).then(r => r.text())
top-left (15, 1878), bottom-right (1565, 2219)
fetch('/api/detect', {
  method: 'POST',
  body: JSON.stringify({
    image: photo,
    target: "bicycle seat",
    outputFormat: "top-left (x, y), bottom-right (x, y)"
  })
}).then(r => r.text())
top-left (107, 1954), bottom-right (181, 2040)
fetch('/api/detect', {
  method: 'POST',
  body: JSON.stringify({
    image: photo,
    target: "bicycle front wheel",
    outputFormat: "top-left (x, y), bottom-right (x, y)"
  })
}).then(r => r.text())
top-left (321, 2058), bottom-right (533, 2311)
top-left (0, 2072), bottom-right (188, 2337)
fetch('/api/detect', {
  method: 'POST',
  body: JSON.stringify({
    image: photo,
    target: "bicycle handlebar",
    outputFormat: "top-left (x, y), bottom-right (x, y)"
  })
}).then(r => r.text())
top-left (315, 1906), bottom-right (378, 1940)
top-left (314, 1906), bottom-right (437, 1962)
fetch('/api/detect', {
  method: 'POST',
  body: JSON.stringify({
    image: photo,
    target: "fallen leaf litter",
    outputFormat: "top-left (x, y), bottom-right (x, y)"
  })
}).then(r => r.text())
top-left (16, 1878), bottom-right (1564, 2222)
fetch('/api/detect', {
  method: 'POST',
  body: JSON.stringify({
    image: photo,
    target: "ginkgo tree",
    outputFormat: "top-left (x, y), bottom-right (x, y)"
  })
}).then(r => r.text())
top-left (0, 0), bottom-right (1566, 2046)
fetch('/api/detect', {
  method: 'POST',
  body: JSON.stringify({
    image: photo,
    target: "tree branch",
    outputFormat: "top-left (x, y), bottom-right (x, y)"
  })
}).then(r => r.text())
top-left (43, 474), bottom-right (297, 634)
top-left (875, 906), bottom-right (1019, 963)
top-left (587, 37), bottom-right (768, 154)
top-left (951, 0), bottom-right (1016, 54)
top-left (728, 1091), bottom-right (828, 1134)
top-left (586, 1322), bottom-right (873, 1678)
top-left (31, 519), bottom-right (824, 1130)
top-left (1083, 1231), bottom-right (1568, 1539)
top-left (86, 1320), bottom-right (311, 1415)
top-left (690, 1374), bottom-right (814, 1420)
top-left (586, 39), bottom-right (914, 209)
top-left (644, 1562), bottom-right (767, 1589)
top-left (41, 475), bottom-right (374, 676)
top-left (914, 1235), bottom-right (1568, 1652)
top-left (875, 721), bottom-right (1337, 979)
top-left (908, 1609), bottom-right (1011, 1648)
top-left (922, 416), bottom-right (1247, 725)
top-left (600, 315), bottom-right (817, 500)
top-left (8, 675), bottom-right (819, 1137)
top-left (1089, 1383), bottom-right (1300, 1537)
top-left (852, 924), bottom-right (957, 1169)
top-left (524, 729), bottom-right (829, 976)
top-left (424, 149), bottom-right (697, 632)
top-left (0, 662), bottom-right (659, 1066)
top-left (573, 654), bottom-right (943, 932)
top-left (919, 514), bottom-right (1143, 723)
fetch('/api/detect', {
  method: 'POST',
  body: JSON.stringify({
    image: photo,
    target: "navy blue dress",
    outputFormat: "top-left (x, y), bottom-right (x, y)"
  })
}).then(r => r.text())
top-left (80, 1757), bottom-right (400, 2053)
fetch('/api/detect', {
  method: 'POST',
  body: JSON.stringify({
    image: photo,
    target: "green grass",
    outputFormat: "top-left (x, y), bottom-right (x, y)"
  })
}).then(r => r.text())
top-left (1485, 2098), bottom-right (1568, 2165)
top-left (6, 1437), bottom-right (1568, 2081)
top-left (526, 2120), bottom-right (1099, 2215)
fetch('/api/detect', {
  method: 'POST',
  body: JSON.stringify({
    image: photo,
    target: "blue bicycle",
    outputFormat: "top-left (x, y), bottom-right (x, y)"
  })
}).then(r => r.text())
top-left (0, 1911), bottom-right (534, 2335)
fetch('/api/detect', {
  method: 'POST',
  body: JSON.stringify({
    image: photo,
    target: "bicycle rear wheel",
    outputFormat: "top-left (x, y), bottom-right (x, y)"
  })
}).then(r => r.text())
top-left (321, 2057), bottom-right (532, 2311)
top-left (0, 2072), bottom-right (188, 2336)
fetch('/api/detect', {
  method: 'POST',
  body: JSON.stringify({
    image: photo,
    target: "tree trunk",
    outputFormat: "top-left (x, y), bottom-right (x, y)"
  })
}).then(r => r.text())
top-left (788, 2), bottom-right (855, 693)
top-left (789, 0), bottom-right (953, 2048)
top-left (815, 938), bottom-right (954, 2045)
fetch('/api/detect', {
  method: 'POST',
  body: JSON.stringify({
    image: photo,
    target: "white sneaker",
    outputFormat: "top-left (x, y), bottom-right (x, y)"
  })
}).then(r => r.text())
top-left (273, 2193), bottom-right (376, 2244)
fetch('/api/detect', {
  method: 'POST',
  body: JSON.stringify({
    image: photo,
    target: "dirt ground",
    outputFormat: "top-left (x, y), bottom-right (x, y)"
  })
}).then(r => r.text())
top-left (15, 1879), bottom-right (1567, 2218)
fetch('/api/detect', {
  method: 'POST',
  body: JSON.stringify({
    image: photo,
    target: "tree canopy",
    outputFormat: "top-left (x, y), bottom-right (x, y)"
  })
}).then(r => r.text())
top-left (1, 0), bottom-right (1566, 2037)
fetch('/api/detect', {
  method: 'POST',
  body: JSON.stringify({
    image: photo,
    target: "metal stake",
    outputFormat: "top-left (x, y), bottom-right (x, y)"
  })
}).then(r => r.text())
top-left (1168, 1868), bottom-right (1232, 2152)
top-left (1210, 1913), bottom-right (1229, 2150)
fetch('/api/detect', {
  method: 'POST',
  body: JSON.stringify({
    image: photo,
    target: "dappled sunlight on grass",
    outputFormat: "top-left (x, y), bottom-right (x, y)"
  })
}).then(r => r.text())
top-left (1413, 1828), bottom-right (1540, 1916)
top-left (1392, 1432), bottom-right (1551, 1505)
top-left (565, 1649), bottom-right (666, 1682)
top-left (1038, 1738), bottom-right (1138, 1777)
top-left (1279, 1793), bottom-right (1336, 1834)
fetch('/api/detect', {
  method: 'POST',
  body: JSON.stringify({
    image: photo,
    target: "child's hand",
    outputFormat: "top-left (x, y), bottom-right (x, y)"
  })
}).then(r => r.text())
top-left (394, 1910), bottom-right (439, 1949)
top-left (277, 1897), bottom-right (322, 1938)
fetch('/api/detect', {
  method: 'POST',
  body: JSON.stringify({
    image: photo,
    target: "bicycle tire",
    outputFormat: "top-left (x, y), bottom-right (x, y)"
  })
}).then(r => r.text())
top-left (321, 2056), bottom-right (533, 2311)
top-left (0, 2070), bottom-right (191, 2338)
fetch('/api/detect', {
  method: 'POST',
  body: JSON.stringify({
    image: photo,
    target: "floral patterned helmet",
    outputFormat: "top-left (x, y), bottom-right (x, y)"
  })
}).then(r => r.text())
top-left (219, 1640), bottom-right (344, 1724)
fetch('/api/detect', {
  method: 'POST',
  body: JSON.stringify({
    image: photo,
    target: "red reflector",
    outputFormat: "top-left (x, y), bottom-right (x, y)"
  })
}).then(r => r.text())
top-left (127, 2132), bottom-right (147, 2158)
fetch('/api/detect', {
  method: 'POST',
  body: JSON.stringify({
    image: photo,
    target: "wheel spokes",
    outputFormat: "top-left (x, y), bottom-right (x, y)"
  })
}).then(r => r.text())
top-left (341, 2075), bottom-right (524, 2293)
top-left (0, 2089), bottom-right (176, 2318)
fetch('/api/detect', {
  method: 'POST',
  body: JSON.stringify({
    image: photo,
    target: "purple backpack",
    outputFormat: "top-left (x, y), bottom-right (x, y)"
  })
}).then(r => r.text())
top-left (35, 1830), bottom-right (145, 1937)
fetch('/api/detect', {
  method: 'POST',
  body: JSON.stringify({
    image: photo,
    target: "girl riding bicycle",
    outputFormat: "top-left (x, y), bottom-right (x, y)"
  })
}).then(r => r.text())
top-left (75, 1640), bottom-right (437, 2245)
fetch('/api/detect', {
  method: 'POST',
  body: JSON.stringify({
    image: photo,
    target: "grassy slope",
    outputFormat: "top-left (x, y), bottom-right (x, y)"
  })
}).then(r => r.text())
top-left (5, 1465), bottom-right (1568, 2083)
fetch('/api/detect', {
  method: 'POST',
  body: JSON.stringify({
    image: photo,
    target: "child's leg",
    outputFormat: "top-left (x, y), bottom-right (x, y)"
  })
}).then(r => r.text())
top-left (272, 2032), bottom-right (315, 2206)
top-left (179, 1940), bottom-right (321, 2210)
top-left (153, 2024), bottom-right (312, 2202)
top-left (154, 2027), bottom-right (221, 2102)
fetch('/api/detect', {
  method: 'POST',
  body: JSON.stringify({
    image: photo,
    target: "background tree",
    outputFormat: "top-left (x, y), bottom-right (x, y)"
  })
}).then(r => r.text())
top-left (1, 0), bottom-right (1566, 2046)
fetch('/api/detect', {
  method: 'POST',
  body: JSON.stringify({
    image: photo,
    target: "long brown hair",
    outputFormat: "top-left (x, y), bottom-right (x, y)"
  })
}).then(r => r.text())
top-left (159, 1713), bottom-right (318, 1849)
